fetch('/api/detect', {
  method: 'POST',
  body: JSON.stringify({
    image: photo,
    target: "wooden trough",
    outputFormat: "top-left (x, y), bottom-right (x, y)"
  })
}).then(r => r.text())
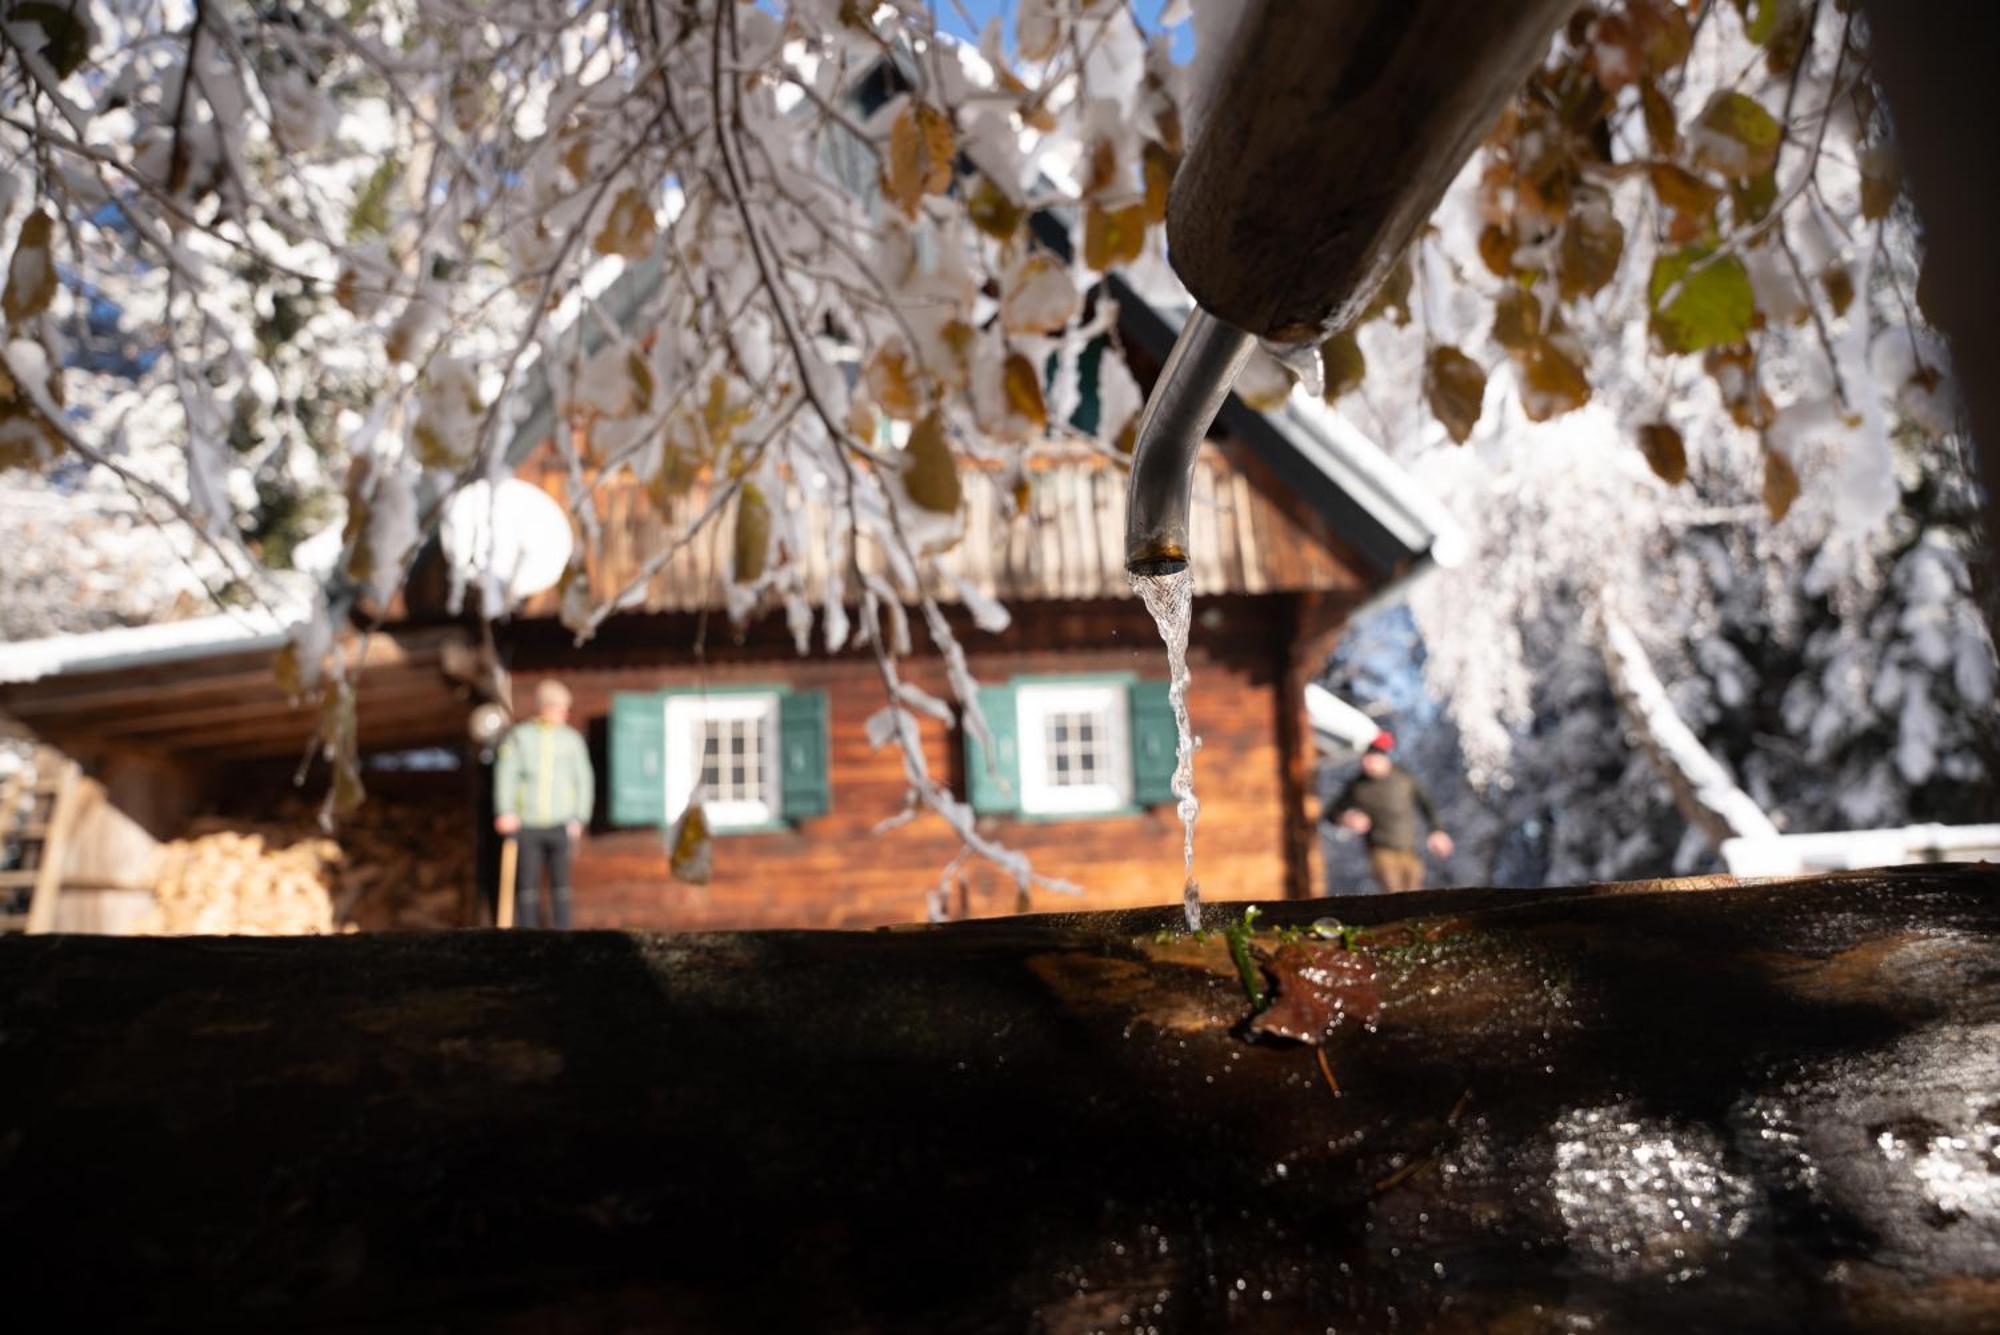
top-left (0, 865), bottom-right (1996, 1332)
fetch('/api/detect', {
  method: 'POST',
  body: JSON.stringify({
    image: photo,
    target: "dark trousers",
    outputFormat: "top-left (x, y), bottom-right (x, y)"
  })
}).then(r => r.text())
top-left (514, 826), bottom-right (573, 930)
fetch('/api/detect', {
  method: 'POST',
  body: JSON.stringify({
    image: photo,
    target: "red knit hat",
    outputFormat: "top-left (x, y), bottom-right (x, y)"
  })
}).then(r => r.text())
top-left (1369, 730), bottom-right (1395, 753)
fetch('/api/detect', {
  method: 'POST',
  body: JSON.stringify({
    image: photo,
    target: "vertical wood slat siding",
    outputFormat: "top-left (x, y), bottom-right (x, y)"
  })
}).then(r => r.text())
top-left (517, 443), bottom-right (1368, 620)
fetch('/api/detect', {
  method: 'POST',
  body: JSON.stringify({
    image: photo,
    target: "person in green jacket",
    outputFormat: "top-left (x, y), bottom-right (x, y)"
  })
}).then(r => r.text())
top-left (494, 679), bottom-right (595, 929)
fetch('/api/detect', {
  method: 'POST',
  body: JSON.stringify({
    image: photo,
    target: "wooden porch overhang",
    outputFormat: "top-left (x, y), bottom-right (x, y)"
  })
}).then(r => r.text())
top-left (0, 626), bottom-right (479, 763)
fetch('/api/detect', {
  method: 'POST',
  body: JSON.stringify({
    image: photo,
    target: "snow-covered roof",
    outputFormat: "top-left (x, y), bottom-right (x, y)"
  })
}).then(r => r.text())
top-left (0, 607), bottom-right (297, 686)
top-left (1721, 824), bottom-right (2000, 877)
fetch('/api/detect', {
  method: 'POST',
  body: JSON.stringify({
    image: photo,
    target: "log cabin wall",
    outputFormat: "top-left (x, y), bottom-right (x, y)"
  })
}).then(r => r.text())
top-left (502, 595), bottom-right (1306, 930)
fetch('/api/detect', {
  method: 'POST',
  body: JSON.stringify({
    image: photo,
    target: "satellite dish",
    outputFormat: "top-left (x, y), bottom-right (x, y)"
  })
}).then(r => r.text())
top-left (440, 479), bottom-right (574, 604)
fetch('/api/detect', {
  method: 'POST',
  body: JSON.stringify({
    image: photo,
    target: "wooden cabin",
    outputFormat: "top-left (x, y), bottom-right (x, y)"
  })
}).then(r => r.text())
top-left (0, 280), bottom-right (1459, 932)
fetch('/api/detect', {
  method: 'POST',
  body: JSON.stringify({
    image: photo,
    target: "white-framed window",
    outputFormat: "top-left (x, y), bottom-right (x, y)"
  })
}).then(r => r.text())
top-left (665, 692), bottom-right (782, 830)
top-left (1016, 682), bottom-right (1132, 815)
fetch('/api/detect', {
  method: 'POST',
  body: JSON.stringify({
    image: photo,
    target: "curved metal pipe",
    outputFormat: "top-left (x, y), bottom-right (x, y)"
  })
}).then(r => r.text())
top-left (1123, 309), bottom-right (1256, 576)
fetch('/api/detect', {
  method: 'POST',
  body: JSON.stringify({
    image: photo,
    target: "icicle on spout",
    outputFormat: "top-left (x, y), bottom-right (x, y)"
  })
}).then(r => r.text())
top-left (1131, 568), bottom-right (1203, 930)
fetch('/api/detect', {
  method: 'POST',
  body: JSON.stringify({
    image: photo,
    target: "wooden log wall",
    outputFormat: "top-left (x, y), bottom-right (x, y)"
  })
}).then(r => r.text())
top-left (505, 595), bottom-right (1310, 929)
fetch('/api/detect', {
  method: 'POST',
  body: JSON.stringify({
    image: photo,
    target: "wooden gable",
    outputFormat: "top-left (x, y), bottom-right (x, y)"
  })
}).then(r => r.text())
top-left (519, 437), bottom-right (1367, 622)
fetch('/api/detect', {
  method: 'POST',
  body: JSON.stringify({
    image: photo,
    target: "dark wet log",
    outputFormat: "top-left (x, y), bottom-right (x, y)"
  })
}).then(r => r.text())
top-left (2, 866), bottom-right (1998, 1332)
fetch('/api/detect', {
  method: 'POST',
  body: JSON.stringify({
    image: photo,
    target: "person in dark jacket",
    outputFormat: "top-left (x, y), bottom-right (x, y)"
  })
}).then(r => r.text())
top-left (1325, 730), bottom-right (1453, 893)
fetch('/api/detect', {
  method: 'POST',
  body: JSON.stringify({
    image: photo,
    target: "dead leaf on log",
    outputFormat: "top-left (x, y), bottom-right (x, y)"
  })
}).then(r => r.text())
top-left (1246, 943), bottom-right (1382, 1045)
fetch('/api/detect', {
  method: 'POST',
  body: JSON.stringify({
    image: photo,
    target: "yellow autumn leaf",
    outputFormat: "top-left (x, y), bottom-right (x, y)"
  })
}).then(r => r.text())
top-left (1640, 78), bottom-right (1679, 156)
top-left (648, 437), bottom-right (699, 507)
top-left (629, 351), bottom-right (655, 415)
top-left (1425, 346), bottom-right (1487, 444)
top-left (865, 342), bottom-right (924, 420)
top-left (1083, 138), bottom-right (1119, 198)
top-left (1518, 337), bottom-right (1592, 422)
top-left (1142, 142), bottom-right (1176, 224)
top-left (322, 681), bottom-right (364, 816)
top-left (1638, 422), bottom-right (1688, 485)
top-left (1762, 448), bottom-right (1800, 521)
top-left (1859, 143), bottom-right (1899, 222)
top-left (1002, 352), bottom-right (1048, 434)
top-left (733, 481), bottom-right (770, 583)
top-left (999, 253), bottom-right (1078, 335)
top-left (1321, 328), bottom-right (1366, 402)
top-left (883, 102), bottom-right (955, 217)
top-left (3, 210), bottom-right (57, 325)
top-left (1083, 203), bottom-right (1147, 272)
top-left (967, 175), bottom-right (1025, 240)
top-left (937, 319), bottom-right (976, 389)
top-left (903, 410), bottom-right (962, 514)
top-left (273, 641), bottom-right (305, 699)
top-left (1112, 415), bottom-right (1138, 456)
top-left (914, 103), bottom-right (955, 195)
top-left (670, 800), bottom-right (713, 884)
top-left (1477, 224), bottom-right (1517, 279)
top-left (1558, 200), bottom-right (1624, 303)
top-left (1491, 288), bottom-right (1542, 353)
top-left (702, 373), bottom-right (754, 451)
top-left (846, 395), bottom-right (881, 449)
top-left (593, 187), bottom-right (655, 260)
top-left (561, 131), bottom-right (592, 183)
top-left (1691, 92), bottom-right (1781, 182)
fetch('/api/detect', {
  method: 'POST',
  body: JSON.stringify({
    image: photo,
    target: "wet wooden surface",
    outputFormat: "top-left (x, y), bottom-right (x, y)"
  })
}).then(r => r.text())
top-left (1, 866), bottom-right (1997, 1332)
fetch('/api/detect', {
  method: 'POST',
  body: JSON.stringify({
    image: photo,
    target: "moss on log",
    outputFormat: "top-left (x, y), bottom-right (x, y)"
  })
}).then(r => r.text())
top-left (2, 867), bottom-right (1998, 1331)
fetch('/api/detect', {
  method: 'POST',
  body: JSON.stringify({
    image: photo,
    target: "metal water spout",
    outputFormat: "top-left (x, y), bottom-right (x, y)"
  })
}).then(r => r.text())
top-left (1118, 0), bottom-right (1574, 579)
top-left (1122, 310), bottom-right (1254, 578)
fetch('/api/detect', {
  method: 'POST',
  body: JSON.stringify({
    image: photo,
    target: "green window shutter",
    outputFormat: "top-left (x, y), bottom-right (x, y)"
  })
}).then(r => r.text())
top-left (964, 684), bottom-right (1020, 814)
top-left (779, 689), bottom-right (831, 820)
top-left (1130, 679), bottom-right (1177, 807)
top-left (608, 692), bottom-right (667, 826)
top-left (1069, 334), bottom-right (1106, 436)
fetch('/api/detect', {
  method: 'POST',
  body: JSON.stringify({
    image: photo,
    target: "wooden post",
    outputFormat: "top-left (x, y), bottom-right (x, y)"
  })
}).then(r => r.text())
top-left (496, 836), bottom-right (517, 929)
top-left (22, 756), bottom-right (79, 936)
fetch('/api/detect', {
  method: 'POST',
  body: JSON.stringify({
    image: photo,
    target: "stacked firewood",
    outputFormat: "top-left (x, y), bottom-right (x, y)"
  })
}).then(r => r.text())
top-left (324, 800), bottom-right (472, 932)
top-left (145, 800), bottom-right (474, 935)
top-left (148, 826), bottom-right (339, 935)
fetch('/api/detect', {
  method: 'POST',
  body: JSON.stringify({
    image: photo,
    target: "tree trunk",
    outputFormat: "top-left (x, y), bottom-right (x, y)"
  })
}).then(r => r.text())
top-left (1598, 605), bottom-right (1781, 847)
top-left (3, 866), bottom-right (1997, 1332)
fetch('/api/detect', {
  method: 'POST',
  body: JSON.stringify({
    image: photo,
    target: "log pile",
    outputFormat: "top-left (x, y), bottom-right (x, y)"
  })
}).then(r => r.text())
top-left (315, 799), bottom-right (473, 931)
top-left (143, 799), bottom-right (473, 935)
top-left (146, 827), bottom-right (338, 935)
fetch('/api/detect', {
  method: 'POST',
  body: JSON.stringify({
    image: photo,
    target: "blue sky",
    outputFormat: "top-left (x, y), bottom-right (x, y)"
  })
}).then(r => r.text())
top-left (934, 1), bottom-right (1196, 62)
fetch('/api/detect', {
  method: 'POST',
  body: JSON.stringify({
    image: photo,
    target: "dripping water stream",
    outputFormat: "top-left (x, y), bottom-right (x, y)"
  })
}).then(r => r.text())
top-left (1131, 569), bottom-right (1202, 930)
